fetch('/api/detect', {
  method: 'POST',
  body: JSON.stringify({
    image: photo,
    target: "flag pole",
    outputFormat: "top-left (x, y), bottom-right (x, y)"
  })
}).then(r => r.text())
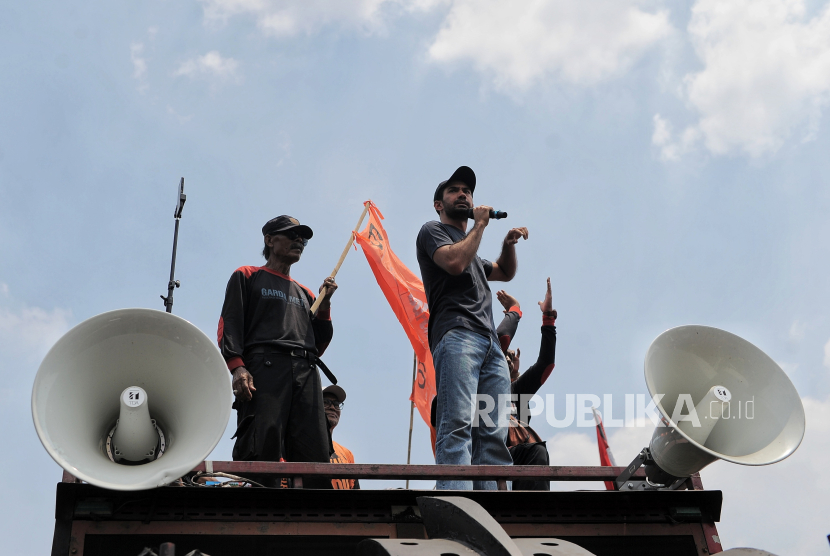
top-left (406, 351), bottom-right (417, 489)
top-left (310, 201), bottom-right (371, 315)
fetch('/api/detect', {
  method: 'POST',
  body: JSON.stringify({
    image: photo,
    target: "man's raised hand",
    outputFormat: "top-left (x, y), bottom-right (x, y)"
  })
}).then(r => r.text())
top-left (504, 227), bottom-right (529, 246)
top-left (232, 366), bottom-right (256, 402)
top-left (496, 290), bottom-right (520, 314)
top-left (538, 277), bottom-right (556, 318)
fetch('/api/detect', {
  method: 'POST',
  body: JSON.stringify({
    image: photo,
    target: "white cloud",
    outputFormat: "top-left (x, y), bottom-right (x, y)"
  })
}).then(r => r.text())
top-left (777, 361), bottom-right (799, 376)
top-left (652, 113), bottom-right (678, 160)
top-left (652, 113), bottom-right (672, 146)
top-left (0, 296), bottom-right (71, 361)
top-left (274, 131), bottom-right (292, 167)
top-left (174, 51), bottom-right (240, 81)
top-left (661, 0), bottom-right (830, 159)
top-left (548, 431), bottom-right (597, 466)
top-left (789, 320), bottom-right (807, 341)
top-left (130, 42), bottom-right (148, 93)
top-left (199, 0), bottom-right (670, 90)
top-left (607, 422), bottom-right (654, 459)
top-left (651, 112), bottom-right (702, 160)
top-left (546, 431), bottom-right (603, 490)
top-left (546, 426), bottom-right (653, 490)
top-left (167, 105), bottom-right (194, 124)
top-left (200, 0), bottom-right (397, 36)
top-left (130, 43), bottom-right (146, 80)
top-left (426, 0), bottom-right (672, 90)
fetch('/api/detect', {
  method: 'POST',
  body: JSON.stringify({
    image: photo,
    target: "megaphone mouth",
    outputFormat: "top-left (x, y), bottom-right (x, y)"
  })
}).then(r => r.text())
top-left (105, 419), bottom-right (167, 465)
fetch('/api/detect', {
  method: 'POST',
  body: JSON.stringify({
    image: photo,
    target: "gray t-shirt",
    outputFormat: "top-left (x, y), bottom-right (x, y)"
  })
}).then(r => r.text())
top-left (416, 220), bottom-right (497, 351)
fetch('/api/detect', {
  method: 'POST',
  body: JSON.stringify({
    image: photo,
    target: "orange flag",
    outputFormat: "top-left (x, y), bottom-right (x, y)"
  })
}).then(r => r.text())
top-left (354, 201), bottom-right (436, 431)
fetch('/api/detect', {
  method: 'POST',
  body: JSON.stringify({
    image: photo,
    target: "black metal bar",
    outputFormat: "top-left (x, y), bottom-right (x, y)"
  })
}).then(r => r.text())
top-left (615, 448), bottom-right (648, 490)
top-left (163, 218), bottom-right (181, 314)
top-left (50, 520), bottom-right (72, 556)
top-left (51, 481), bottom-right (77, 556)
top-left (161, 178), bottom-right (185, 313)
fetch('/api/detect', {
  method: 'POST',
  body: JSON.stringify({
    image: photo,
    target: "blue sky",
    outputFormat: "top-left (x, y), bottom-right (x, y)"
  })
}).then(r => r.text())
top-left (2, 0), bottom-right (830, 553)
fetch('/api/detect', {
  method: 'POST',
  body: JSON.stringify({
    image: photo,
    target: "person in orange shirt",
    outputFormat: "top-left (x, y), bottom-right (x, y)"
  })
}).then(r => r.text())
top-left (323, 385), bottom-right (360, 490)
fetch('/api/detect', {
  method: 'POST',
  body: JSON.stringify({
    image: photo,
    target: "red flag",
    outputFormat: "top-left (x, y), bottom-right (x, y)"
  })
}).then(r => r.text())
top-left (354, 202), bottom-right (436, 432)
top-left (592, 407), bottom-right (617, 491)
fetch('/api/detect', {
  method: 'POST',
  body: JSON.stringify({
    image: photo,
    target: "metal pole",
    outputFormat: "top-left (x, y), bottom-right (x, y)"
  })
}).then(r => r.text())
top-left (161, 178), bottom-right (186, 313)
top-left (164, 218), bottom-right (180, 313)
top-left (406, 351), bottom-right (417, 489)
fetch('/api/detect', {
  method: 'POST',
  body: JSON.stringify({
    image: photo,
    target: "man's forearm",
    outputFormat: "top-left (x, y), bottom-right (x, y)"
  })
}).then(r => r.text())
top-left (494, 241), bottom-right (517, 280)
top-left (436, 223), bottom-right (486, 275)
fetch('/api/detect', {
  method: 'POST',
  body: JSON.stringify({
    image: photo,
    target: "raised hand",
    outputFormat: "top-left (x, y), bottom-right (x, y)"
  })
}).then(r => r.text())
top-left (504, 227), bottom-right (529, 246)
top-left (538, 277), bottom-right (556, 318)
top-left (496, 290), bottom-right (520, 313)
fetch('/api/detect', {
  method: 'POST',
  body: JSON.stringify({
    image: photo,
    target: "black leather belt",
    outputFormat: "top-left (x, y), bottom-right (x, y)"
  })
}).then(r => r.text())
top-left (244, 345), bottom-right (337, 385)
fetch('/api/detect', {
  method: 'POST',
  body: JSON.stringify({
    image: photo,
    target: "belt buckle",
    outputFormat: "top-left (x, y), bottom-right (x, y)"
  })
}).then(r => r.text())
top-left (290, 348), bottom-right (306, 358)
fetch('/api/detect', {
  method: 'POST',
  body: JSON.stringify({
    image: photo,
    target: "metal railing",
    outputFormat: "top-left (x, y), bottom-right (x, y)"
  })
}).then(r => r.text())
top-left (60, 462), bottom-right (706, 491)
top-left (197, 462), bottom-right (647, 490)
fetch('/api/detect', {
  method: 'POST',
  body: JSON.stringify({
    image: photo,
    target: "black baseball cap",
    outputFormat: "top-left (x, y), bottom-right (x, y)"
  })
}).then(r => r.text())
top-left (261, 215), bottom-right (313, 239)
top-left (323, 384), bottom-right (346, 403)
top-left (433, 166), bottom-right (476, 202)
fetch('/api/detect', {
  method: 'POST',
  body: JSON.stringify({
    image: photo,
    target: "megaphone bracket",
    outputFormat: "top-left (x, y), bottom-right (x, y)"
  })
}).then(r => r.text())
top-left (615, 448), bottom-right (686, 491)
top-left (105, 419), bottom-right (167, 465)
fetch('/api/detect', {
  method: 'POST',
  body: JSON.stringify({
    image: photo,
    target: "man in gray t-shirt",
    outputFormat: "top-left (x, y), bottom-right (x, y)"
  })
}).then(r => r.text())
top-left (416, 165), bottom-right (528, 490)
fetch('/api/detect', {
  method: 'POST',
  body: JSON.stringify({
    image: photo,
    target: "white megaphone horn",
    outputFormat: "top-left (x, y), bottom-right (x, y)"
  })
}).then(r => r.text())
top-left (617, 325), bottom-right (805, 490)
top-left (31, 308), bottom-right (232, 491)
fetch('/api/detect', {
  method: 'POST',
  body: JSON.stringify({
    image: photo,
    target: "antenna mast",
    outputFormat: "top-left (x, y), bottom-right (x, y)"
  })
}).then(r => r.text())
top-left (160, 178), bottom-right (186, 313)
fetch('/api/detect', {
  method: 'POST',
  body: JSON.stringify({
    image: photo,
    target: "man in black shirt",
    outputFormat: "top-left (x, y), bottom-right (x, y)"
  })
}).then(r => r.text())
top-left (218, 215), bottom-right (337, 489)
top-left (497, 279), bottom-right (558, 491)
top-left (416, 166), bottom-right (528, 490)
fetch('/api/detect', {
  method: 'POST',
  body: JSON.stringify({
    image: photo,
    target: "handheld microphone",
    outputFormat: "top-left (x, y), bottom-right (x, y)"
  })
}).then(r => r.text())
top-left (467, 208), bottom-right (508, 220)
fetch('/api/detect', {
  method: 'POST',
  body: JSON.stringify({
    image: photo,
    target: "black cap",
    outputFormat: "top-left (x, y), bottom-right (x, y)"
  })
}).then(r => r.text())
top-left (262, 215), bottom-right (313, 239)
top-left (323, 384), bottom-right (346, 403)
top-left (434, 166), bottom-right (476, 202)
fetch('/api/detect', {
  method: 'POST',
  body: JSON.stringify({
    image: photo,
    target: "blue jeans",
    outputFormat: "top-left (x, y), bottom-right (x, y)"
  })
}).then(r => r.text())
top-left (433, 327), bottom-right (513, 490)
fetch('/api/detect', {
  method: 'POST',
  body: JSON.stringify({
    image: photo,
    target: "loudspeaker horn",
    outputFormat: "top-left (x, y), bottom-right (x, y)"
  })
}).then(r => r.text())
top-left (32, 308), bottom-right (232, 491)
top-left (644, 325), bottom-right (805, 480)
